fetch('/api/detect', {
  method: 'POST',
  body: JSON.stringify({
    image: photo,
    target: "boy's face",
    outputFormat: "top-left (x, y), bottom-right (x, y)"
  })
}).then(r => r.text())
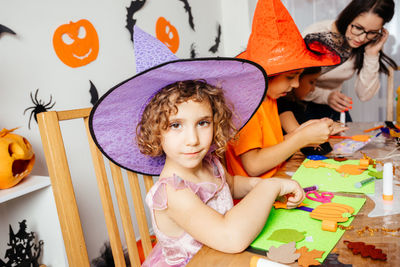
top-left (161, 99), bottom-right (214, 172)
top-left (295, 72), bottom-right (321, 100)
top-left (267, 70), bottom-right (303, 99)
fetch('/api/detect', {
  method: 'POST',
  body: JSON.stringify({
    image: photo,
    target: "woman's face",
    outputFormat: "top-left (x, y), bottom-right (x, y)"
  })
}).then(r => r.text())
top-left (345, 12), bottom-right (384, 48)
top-left (294, 72), bottom-right (321, 100)
top-left (267, 70), bottom-right (303, 99)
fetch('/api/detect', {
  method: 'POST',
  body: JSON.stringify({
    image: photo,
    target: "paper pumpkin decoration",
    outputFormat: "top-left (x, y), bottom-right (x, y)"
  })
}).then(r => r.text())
top-left (0, 128), bottom-right (35, 189)
top-left (53, 19), bottom-right (99, 68)
top-left (310, 203), bottom-right (354, 232)
top-left (155, 17), bottom-right (179, 53)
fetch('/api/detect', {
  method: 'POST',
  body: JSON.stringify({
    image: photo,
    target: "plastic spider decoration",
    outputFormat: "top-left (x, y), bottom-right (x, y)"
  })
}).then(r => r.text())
top-left (24, 89), bottom-right (56, 129)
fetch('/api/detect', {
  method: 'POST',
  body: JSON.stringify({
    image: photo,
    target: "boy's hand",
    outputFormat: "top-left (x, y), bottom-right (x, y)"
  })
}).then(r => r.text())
top-left (298, 119), bottom-right (332, 146)
top-left (330, 121), bottom-right (348, 135)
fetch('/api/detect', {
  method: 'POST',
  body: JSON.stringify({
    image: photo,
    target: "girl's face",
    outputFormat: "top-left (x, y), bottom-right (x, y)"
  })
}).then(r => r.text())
top-left (267, 70), bottom-right (303, 99)
top-left (161, 99), bottom-right (214, 172)
top-left (345, 12), bottom-right (384, 48)
top-left (294, 72), bottom-right (321, 100)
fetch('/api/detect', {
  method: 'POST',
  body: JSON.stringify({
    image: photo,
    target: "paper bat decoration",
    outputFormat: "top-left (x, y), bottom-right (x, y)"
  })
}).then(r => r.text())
top-left (179, 0), bottom-right (195, 31)
top-left (190, 43), bottom-right (197, 58)
top-left (209, 24), bottom-right (221, 53)
top-left (0, 24), bottom-right (16, 36)
top-left (125, 0), bottom-right (147, 41)
top-left (89, 80), bottom-right (99, 106)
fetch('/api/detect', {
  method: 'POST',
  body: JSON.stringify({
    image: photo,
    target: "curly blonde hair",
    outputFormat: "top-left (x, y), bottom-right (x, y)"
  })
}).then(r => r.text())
top-left (136, 80), bottom-right (236, 159)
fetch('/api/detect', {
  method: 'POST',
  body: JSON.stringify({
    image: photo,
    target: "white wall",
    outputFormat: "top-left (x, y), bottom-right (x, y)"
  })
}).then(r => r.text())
top-left (0, 0), bottom-right (226, 262)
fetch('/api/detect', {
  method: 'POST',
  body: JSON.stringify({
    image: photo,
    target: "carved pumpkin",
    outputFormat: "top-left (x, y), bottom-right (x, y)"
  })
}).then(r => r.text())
top-left (53, 19), bottom-right (99, 68)
top-left (155, 17), bottom-right (179, 53)
top-left (0, 128), bottom-right (35, 189)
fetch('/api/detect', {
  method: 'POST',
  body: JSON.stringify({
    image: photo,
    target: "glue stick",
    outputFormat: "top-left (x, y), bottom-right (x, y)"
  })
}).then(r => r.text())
top-left (340, 111), bottom-right (346, 126)
top-left (383, 162), bottom-right (393, 201)
top-left (250, 256), bottom-right (289, 267)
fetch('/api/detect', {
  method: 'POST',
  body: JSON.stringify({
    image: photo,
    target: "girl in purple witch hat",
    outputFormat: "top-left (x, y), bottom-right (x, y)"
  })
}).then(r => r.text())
top-left (90, 27), bottom-right (305, 266)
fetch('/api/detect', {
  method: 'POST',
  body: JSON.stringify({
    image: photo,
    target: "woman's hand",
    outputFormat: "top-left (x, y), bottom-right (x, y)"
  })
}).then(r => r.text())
top-left (327, 91), bottom-right (352, 112)
top-left (365, 28), bottom-right (389, 56)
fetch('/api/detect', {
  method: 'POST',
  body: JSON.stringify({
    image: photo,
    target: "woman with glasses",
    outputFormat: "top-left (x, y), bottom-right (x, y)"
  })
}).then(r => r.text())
top-left (301, 0), bottom-right (397, 121)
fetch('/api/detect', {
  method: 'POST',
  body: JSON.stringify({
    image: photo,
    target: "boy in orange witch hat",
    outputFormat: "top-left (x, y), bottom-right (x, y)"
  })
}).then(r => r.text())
top-left (225, 0), bottom-right (347, 179)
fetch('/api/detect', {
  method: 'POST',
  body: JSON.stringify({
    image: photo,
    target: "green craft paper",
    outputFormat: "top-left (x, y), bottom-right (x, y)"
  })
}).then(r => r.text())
top-left (292, 159), bottom-right (375, 194)
top-left (251, 195), bottom-right (366, 263)
top-left (267, 229), bottom-right (306, 243)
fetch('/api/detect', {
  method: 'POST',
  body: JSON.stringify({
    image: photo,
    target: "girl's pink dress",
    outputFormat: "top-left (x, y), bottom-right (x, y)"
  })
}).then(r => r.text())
top-left (142, 155), bottom-right (234, 266)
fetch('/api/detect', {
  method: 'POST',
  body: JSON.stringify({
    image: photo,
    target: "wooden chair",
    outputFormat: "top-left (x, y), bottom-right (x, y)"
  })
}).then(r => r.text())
top-left (386, 66), bottom-right (400, 121)
top-left (37, 108), bottom-right (155, 267)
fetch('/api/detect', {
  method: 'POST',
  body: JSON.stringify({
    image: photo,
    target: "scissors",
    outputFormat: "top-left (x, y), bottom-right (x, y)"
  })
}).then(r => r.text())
top-left (306, 190), bottom-right (334, 203)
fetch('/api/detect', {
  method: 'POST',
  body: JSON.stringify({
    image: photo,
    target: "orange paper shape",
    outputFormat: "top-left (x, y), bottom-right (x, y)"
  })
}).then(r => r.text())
top-left (310, 202), bottom-right (354, 232)
top-left (267, 242), bottom-right (300, 264)
top-left (53, 19), bottom-right (99, 68)
top-left (336, 164), bottom-right (365, 175)
top-left (296, 246), bottom-right (325, 267)
top-left (155, 17), bottom-right (179, 53)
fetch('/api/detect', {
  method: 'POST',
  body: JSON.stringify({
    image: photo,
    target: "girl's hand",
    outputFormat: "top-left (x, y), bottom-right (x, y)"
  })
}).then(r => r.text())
top-left (276, 179), bottom-right (305, 209)
top-left (365, 28), bottom-right (389, 56)
top-left (327, 91), bottom-right (352, 112)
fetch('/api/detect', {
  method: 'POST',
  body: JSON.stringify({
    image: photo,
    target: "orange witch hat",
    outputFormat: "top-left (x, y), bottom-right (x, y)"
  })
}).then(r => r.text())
top-left (239, 0), bottom-right (341, 75)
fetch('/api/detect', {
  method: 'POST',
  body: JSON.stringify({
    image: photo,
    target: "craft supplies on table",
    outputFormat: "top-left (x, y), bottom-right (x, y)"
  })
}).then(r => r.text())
top-left (250, 195), bottom-right (366, 263)
top-left (291, 158), bottom-right (375, 194)
top-left (354, 177), bottom-right (375, 188)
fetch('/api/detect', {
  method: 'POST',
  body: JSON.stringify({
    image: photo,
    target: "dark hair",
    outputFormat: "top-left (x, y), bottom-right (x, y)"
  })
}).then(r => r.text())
top-left (300, 66), bottom-right (321, 77)
top-left (335, 0), bottom-right (397, 74)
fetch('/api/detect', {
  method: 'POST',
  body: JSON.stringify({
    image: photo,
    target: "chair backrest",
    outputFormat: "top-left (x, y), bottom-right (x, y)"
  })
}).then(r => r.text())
top-left (37, 108), bottom-right (155, 267)
top-left (386, 66), bottom-right (400, 121)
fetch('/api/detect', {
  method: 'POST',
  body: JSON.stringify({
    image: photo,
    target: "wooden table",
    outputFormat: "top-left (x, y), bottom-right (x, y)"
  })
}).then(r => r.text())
top-left (188, 122), bottom-right (400, 267)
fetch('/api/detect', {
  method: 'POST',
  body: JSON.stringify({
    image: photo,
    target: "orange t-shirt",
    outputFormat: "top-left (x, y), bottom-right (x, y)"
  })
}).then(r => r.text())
top-left (225, 97), bottom-right (284, 178)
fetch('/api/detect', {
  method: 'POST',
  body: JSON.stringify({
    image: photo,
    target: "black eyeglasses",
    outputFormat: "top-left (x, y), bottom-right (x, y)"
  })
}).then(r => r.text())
top-left (350, 24), bottom-right (382, 41)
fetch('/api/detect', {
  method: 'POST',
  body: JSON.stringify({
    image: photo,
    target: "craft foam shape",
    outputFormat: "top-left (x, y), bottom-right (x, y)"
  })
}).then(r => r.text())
top-left (343, 240), bottom-right (387, 261)
top-left (266, 242), bottom-right (300, 264)
top-left (292, 159), bottom-right (375, 194)
top-left (251, 195), bottom-right (366, 263)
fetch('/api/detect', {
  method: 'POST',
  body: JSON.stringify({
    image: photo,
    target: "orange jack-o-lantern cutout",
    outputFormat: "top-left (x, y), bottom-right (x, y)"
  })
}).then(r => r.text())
top-left (0, 128), bottom-right (35, 189)
top-left (53, 19), bottom-right (99, 68)
top-left (155, 17), bottom-right (179, 53)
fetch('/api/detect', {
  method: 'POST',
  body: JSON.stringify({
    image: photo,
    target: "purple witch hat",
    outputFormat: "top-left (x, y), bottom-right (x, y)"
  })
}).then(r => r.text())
top-left (89, 26), bottom-right (267, 175)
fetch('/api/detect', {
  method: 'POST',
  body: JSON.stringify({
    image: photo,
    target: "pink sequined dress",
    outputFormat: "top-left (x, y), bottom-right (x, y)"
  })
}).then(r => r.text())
top-left (142, 155), bottom-right (234, 266)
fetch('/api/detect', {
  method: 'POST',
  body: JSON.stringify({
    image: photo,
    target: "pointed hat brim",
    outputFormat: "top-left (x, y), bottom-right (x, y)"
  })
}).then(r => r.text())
top-left (89, 28), bottom-right (267, 175)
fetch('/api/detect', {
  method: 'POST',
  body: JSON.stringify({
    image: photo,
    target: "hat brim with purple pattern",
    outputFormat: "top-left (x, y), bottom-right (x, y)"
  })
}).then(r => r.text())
top-left (89, 27), bottom-right (268, 176)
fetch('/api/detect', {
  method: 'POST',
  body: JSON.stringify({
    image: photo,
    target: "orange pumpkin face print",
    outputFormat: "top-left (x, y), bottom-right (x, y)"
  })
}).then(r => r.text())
top-left (53, 19), bottom-right (99, 68)
top-left (155, 17), bottom-right (179, 53)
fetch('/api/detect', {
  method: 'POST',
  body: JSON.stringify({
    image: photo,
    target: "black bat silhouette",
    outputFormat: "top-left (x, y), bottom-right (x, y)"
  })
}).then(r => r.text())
top-left (209, 24), bottom-right (221, 53)
top-left (179, 0), bottom-right (195, 31)
top-left (125, 0), bottom-right (147, 41)
top-left (190, 43), bottom-right (197, 59)
top-left (0, 24), bottom-right (16, 36)
top-left (89, 80), bottom-right (99, 106)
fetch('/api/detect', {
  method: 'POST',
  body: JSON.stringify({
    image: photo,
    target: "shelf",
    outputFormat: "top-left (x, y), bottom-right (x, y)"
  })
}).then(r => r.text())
top-left (0, 175), bottom-right (51, 203)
